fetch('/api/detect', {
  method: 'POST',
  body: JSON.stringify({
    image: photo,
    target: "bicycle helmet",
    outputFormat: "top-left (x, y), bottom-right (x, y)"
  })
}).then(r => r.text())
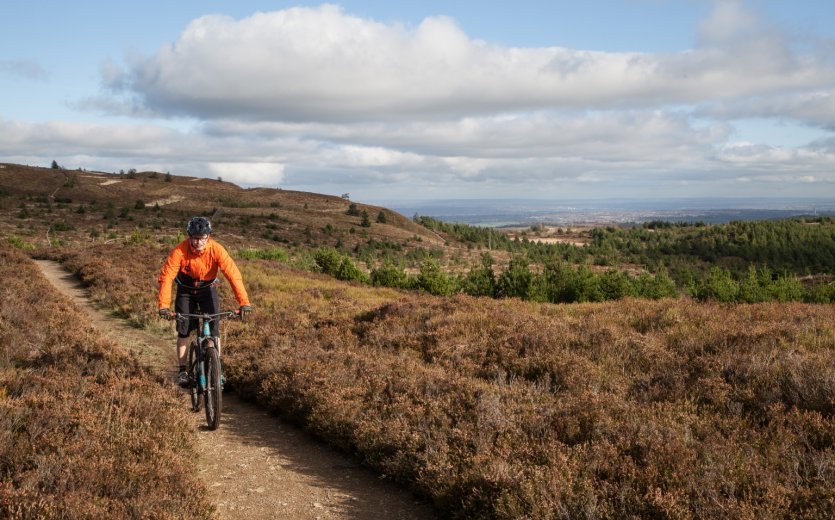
top-left (186, 216), bottom-right (212, 236)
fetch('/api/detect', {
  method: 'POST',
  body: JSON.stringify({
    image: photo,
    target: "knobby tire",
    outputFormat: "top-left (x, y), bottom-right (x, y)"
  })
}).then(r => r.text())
top-left (187, 341), bottom-right (200, 412)
top-left (203, 341), bottom-right (222, 430)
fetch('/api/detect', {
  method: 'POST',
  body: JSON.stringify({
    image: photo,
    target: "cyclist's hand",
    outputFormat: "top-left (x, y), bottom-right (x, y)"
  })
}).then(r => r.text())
top-left (158, 308), bottom-right (172, 320)
top-left (239, 305), bottom-right (252, 318)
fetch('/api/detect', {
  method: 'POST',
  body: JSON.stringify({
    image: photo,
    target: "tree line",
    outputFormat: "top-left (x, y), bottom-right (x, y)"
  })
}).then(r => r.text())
top-left (347, 216), bottom-right (835, 303)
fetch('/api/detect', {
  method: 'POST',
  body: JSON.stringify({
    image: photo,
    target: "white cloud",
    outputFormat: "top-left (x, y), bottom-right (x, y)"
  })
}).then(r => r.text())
top-left (107, 3), bottom-right (835, 123)
top-left (207, 162), bottom-right (285, 186)
top-left (698, 91), bottom-right (835, 130)
top-left (4, 2), bottom-right (835, 201)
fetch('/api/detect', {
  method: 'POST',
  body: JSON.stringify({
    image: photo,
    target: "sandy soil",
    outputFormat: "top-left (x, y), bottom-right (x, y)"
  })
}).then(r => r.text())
top-left (35, 260), bottom-right (437, 520)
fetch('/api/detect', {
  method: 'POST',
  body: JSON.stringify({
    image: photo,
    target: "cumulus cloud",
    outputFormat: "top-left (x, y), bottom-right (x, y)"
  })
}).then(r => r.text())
top-left (5, 1), bottom-right (835, 200)
top-left (207, 162), bottom-right (285, 185)
top-left (107, 3), bottom-right (835, 123)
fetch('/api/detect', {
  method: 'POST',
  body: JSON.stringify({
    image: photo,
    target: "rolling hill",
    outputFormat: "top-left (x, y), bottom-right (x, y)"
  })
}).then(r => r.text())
top-left (0, 162), bottom-right (444, 253)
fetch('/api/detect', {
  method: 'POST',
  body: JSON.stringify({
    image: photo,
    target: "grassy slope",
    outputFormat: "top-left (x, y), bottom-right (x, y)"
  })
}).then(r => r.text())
top-left (2, 164), bottom-right (834, 518)
top-left (0, 163), bottom-right (443, 254)
top-left (45, 243), bottom-right (835, 519)
top-left (0, 244), bottom-right (212, 519)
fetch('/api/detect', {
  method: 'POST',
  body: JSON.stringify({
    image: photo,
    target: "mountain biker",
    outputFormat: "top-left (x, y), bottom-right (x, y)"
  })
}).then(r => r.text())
top-left (157, 216), bottom-right (252, 386)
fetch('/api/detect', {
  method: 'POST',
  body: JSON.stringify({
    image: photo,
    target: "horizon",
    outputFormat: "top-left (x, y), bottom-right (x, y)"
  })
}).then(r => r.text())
top-left (381, 195), bottom-right (835, 227)
top-left (2, 1), bottom-right (835, 201)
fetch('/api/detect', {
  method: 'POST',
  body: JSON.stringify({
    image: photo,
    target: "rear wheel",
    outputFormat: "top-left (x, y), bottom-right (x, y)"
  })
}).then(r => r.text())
top-left (203, 340), bottom-right (222, 430)
top-left (187, 341), bottom-right (200, 412)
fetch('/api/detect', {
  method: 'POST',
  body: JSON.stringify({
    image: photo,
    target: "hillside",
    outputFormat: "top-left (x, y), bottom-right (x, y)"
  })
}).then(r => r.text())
top-left (38, 238), bottom-right (835, 519)
top-left (1, 162), bottom-right (834, 518)
top-left (0, 162), bottom-right (444, 253)
top-left (6, 162), bottom-right (834, 307)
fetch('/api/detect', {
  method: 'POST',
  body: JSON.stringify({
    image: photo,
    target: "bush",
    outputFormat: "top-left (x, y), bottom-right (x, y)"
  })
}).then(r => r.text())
top-left (6, 235), bottom-right (32, 250)
top-left (598, 269), bottom-right (636, 300)
top-left (496, 256), bottom-right (534, 300)
top-left (693, 267), bottom-right (739, 302)
top-left (633, 271), bottom-right (678, 299)
top-left (335, 256), bottom-right (369, 283)
top-left (417, 258), bottom-right (455, 296)
top-left (543, 260), bottom-right (582, 303)
top-left (313, 247), bottom-right (343, 275)
top-left (370, 261), bottom-right (410, 289)
top-left (459, 253), bottom-right (496, 297)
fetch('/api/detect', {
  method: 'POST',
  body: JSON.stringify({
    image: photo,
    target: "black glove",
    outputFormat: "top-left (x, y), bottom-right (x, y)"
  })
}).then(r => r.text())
top-left (158, 308), bottom-right (172, 320)
top-left (239, 305), bottom-right (252, 317)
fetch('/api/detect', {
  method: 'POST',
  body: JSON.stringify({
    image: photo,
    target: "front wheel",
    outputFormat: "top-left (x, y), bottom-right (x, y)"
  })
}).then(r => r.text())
top-left (187, 341), bottom-right (200, 412)
top-left (203, 341), bottom-right (222, 430)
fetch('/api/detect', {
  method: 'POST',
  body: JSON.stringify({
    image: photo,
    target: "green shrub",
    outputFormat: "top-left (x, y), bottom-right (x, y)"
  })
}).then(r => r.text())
top-left (417, 258), bottom-right (455, 296)
top-left (370, 260), bottom-right (410, 289)
top-left (693, 266), bottom-right (739, 302)
top-left (496, 256), bottom-right (534, 300)
top-left (313, 247), bottom-right (343, 275)
top-left (335, 256), bottom-right (369, 283)
top-left (6, 235), bottom-right (32, 250)
top-left (459, 253), bottom-right (496, 297)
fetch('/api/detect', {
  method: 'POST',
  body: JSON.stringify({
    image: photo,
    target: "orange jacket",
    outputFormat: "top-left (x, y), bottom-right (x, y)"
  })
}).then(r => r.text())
top-left (157, 238), bottom-right (250, 309)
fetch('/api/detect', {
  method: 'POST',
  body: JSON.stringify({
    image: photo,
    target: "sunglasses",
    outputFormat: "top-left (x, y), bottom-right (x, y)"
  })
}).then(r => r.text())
top-left (189, 235), bottom-right (209, 243)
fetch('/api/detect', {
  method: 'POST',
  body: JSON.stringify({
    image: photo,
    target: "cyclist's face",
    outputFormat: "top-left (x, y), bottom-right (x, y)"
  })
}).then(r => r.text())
top-left (189, 234), bottom-right (209, 251)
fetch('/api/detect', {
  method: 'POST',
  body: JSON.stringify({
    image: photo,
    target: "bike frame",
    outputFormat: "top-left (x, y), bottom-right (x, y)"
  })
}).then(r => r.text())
top-left (175, 311), bottom-right (239, 429)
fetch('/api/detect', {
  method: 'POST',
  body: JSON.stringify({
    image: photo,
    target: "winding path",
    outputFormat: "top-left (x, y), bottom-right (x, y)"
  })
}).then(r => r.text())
top-left (35, 259), bottom-right (437, 520)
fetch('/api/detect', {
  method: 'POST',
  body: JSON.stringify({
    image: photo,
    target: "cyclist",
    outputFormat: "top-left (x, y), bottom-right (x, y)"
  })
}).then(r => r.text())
top-left (157, 216), bottom-right (252, 386)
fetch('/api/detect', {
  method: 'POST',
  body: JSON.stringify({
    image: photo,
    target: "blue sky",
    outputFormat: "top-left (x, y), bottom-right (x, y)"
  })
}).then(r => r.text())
top-left (2, 1), bottom-right (835, 202)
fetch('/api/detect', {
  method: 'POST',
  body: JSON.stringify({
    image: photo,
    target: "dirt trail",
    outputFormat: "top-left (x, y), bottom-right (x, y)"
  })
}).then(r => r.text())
top-left (35, 260), bottom-right (437, 520)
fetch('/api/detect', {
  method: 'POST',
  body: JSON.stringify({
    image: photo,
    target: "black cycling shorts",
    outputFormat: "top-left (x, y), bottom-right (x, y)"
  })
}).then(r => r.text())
top-left (174, 285), bottom-right (220, 338)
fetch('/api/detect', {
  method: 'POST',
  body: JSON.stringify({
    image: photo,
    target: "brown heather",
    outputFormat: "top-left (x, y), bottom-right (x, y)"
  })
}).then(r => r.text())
top-left (0, 244), bottom-right (212, 519)
top-left (44, 243), bottom-right (835, 519)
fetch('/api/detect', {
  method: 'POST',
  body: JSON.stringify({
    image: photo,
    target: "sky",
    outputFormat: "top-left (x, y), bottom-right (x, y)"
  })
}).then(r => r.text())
top-left (2, 0), bottom-right (835, 203)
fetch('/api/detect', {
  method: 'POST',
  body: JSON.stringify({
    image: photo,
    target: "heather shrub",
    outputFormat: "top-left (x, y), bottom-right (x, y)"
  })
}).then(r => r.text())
top-left (0, 244), bottom-right (211, 518)
top-left (40, 242), bottom-right (835, 519)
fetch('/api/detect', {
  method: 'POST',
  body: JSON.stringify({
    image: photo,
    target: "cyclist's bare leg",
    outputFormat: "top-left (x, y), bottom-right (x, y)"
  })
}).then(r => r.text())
top-left (177, 336), bottom-right (189, 366)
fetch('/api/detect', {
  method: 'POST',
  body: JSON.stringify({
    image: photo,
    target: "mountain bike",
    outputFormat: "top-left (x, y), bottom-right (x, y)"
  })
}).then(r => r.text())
top-left (174, 311), bottom-right (240, 430)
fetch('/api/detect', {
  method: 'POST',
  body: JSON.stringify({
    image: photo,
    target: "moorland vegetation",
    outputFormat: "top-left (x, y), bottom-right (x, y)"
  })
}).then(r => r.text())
top-left (1, 163), bottom-right (834, 518)
top-left (2, 163), bottom-right (834, 304)
top-left (43, 240), bottom-right (835, 519)
top-left (0, 244), bottom-right (212, 518)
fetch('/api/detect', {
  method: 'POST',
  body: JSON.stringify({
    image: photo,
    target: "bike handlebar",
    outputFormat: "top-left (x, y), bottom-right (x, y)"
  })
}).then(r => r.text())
top-left (172, 310), bottom-right (241, 322)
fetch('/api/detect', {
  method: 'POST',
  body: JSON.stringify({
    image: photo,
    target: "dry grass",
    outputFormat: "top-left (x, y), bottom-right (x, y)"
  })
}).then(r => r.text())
top-left (0, 243), bottom-right (212, 519)
top-left (44, 242), bottom-right (835, 519)
top-left (0, 163), bottom-right (440, 254)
